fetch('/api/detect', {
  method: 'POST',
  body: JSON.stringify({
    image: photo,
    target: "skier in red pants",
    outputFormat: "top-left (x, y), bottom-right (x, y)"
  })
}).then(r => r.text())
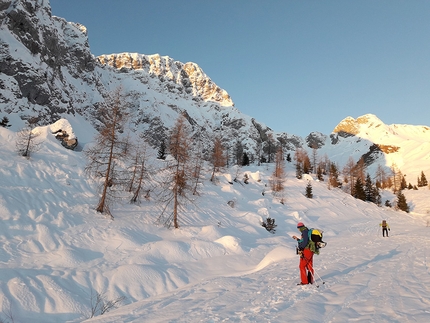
top-left (293, 222), bottom-right (314, 285)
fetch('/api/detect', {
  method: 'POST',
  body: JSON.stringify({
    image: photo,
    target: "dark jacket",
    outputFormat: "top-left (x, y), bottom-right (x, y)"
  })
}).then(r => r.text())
top-left (297, 227), bottom-right (310, 250)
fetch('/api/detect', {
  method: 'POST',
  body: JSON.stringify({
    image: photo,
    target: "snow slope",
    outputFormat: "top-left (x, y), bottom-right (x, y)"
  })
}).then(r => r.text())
top-left (326, 114), bottom-right (430, 180)
top-left (0, 120), bottom-right (429, 323)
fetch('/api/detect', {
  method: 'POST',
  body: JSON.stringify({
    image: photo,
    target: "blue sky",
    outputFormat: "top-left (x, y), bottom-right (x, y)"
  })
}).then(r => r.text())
top-left (50, 0), bottom-right (430, 137)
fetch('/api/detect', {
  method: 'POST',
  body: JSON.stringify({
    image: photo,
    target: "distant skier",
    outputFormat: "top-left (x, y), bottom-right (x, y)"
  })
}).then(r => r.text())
top-left (380, 220), bottom-right (390, 237)
top-left (292, 222), bottom-right (314, 285)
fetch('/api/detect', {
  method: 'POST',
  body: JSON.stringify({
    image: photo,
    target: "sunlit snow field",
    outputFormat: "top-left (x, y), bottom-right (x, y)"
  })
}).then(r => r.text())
top-left (0, 120), bottom-right (430, 323)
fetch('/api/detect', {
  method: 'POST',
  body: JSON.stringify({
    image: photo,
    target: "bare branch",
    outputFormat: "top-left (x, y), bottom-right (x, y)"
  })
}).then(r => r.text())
top-left (84, 87), bottom-right (131, 219)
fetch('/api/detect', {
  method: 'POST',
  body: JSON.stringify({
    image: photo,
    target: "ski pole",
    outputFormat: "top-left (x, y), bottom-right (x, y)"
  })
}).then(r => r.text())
top-left (302, 254), bottom-right (325, 287)
top-left (311, 268), bottom-right (325, 285)
top-left (306, 263), bottom-right (324, 287)
top-left (302, 255), bottom-right (324, 287)
top-left (307, 269), bottom-right (320, 288)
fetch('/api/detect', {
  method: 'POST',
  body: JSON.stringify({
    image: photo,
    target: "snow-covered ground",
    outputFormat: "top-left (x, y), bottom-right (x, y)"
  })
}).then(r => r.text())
top-left (0, 120), bottom-right (429, 323)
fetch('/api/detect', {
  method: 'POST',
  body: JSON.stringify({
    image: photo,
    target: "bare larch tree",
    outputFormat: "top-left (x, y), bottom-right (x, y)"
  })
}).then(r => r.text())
top-left (84, 87), bottom-right (130, 219)
top-left (191, 138), bottom-right (205, 195)
top-left (210, 136), bottom-right (226, 182)
top-left (158, 115), bottom-right (193, 228)
top-left (342, 156), bottom-right (356, 195)
top-left (271, 147), bottom-right (286, 203)
top-left (129, 138), bottom-right (152, 204)
top-left (15, 117), bottom-right (42, 158)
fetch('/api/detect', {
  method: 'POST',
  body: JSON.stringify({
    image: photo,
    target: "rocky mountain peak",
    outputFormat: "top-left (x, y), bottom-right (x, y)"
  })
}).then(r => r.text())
top-left (1, 1), bottom-right (430, 180)
top-left (97, 52), bottom-right (234, 107)
top-left (333, 114), bottom-right (384, 135)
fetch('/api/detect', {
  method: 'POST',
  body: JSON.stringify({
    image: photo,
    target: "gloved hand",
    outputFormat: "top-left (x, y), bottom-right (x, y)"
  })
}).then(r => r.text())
top-left (388, 228), bottom-right (390, 231)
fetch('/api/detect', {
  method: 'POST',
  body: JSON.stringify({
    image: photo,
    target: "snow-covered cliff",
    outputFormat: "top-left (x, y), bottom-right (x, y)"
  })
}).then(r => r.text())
top-left (1, 0), bottom-right (430, 179)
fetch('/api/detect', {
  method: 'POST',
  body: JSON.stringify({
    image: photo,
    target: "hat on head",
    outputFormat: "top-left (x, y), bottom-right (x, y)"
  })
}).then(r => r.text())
top-left (297, 222), bottom-right (304, 228)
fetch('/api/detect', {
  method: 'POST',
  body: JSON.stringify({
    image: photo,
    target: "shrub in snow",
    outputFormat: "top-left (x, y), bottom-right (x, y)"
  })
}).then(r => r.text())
top-left (262, 217), bottom-right (277, 234)
top-left (0, 116), bottom-right (11, 128)
top-left (305, 181), bottom-right (313, 198)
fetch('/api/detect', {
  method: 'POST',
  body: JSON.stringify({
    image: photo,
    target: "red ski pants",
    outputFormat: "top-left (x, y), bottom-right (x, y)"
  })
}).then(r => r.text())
top-left (299, 248), bottom-right (314, 284)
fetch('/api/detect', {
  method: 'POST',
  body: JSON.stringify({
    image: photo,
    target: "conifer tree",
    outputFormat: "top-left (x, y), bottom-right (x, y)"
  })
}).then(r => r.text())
top-left (396, 190), bottom-right (410, 213)
top-left (242, 152), bottom-right (250, 166)
top-left (234, 140), bottom-right (243, 166)
top-left (400, 175), bottom-right (407, 190)
top-left (157, 140), bottom-right (166, 160)
top-left (364, 173), bottom-right (374, 202)
top-left (328, 162), bottom-right (341, 188)
top-left (305, 181), bottom-right (313, 198)
top-left (354, 177), bottom-right (366, 201)
top-left (420, 171), bottom-right (428, 187)
top-left (0, 116), bottom-right (11, 128)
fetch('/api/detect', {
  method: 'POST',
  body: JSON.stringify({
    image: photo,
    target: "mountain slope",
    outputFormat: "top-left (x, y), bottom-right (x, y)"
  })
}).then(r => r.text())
top-left (1, 120), bottom-right (430, 322)
top-left (324, 114), bottom-right (430, 180)
top-left (1, 0), bottom-right (301, 157)
top-left (1, 1), bottom-right (429, 180)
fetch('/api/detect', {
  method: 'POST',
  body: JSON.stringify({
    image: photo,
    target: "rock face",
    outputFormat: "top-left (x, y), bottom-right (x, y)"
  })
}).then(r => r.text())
top-left (1, 1), bottom-right (430, 178)
top-left (333, 114), bottom-right (384, 135)
top-left (0, 0), bottom-right (97, 121)
top-left (0, 0), bottom-right (302, 160)
top-left (97, 53), bottom-right (233, 107)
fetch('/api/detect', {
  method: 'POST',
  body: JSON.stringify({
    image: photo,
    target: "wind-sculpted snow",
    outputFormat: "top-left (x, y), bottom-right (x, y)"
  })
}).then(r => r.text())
top-left (2, 1), bottom-right (430, 182)
top-left (1, 120), bottom-right (430, 322)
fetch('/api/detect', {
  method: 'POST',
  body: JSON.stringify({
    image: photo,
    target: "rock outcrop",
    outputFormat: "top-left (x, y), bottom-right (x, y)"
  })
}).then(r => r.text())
top-left (97, 53), bottom-right (233, 107)
top-left (0, 0), bottom-right (295, 158)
